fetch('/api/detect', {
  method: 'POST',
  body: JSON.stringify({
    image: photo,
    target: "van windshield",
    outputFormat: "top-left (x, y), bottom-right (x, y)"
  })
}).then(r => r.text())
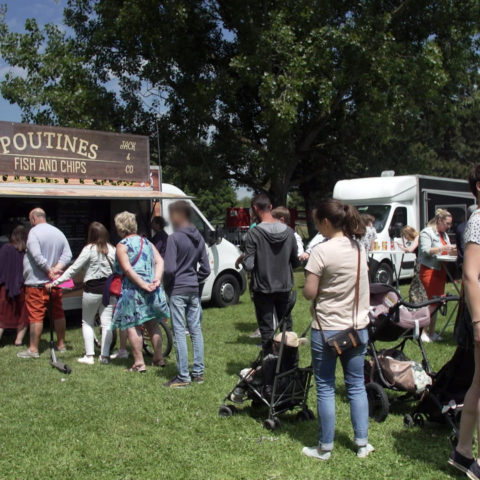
top-left (356, 205), bottom-right (391, 233)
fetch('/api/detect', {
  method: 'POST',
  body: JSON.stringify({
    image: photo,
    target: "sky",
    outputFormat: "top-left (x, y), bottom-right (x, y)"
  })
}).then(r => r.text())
top-left (0, 0), bottom-right (66, 122)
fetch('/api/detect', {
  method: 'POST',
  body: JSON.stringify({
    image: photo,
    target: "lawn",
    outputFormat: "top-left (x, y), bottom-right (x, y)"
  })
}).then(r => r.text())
top-left (0, 274), bottom-right (464, 480)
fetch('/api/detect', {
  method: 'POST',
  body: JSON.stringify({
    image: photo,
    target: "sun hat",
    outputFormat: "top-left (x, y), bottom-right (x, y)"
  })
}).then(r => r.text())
top-left (273, 331), bottom-right (306, 348)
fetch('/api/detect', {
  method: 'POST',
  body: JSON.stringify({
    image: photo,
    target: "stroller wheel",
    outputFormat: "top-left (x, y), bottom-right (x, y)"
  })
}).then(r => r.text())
top-left (403, 414), bottom-right (415, 428)
top-left (218, 405), bottom-right (236, 417)
top-left (264, 418), bottom-right (277, 430)
top-left (366, 382), bottom-right (389, 423)
top-left (296, 409), bottom-right (315, 422)
top-left (413, 413), bottom-right (425, 427)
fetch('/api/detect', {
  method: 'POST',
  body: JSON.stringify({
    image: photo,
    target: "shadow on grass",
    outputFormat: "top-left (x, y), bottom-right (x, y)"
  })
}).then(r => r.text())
top-left (234, 321), bottom-right (257, 334)
top-left (392, 424), bottom-right (453, 474)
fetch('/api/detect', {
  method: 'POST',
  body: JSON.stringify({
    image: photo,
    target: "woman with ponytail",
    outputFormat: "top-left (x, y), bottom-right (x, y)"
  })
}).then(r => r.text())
top-left (302, 199), bottom-right (374, 461)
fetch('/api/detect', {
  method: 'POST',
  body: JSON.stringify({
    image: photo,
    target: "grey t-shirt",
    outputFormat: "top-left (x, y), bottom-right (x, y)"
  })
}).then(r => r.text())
top-left (23, 223), bottom-right (72, 285)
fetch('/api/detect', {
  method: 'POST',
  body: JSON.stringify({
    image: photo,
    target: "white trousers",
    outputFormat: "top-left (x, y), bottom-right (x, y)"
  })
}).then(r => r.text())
top-left (82, 292), bottom-right (115, 357)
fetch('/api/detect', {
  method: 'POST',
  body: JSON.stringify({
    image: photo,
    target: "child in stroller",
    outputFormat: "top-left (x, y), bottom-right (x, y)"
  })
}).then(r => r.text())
top-left (365, 283), bottom-right (458, 423)
top-left (219, 292), bottom-right (314, 430)
top-left (229, 331), bottom-right (305, 404)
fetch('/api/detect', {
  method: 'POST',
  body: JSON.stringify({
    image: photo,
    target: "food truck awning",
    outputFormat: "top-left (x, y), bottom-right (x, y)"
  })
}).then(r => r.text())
top-left (0, 183), bottom-right (187, 200)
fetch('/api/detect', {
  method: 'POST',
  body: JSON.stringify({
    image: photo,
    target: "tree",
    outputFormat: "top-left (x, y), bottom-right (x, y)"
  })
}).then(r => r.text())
top-left (1, 1), bottom-right (479, 208)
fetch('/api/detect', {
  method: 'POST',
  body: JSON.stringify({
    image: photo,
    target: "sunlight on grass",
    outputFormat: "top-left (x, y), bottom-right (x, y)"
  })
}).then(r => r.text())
top-left (0, 275), bottom-right (462, 480)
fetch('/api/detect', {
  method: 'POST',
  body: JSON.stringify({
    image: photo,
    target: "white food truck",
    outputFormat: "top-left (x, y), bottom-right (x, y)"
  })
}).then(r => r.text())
top-left (333, 172), bottom-right (475, 284)
top-left (0, 121), bottom-right (246, 310)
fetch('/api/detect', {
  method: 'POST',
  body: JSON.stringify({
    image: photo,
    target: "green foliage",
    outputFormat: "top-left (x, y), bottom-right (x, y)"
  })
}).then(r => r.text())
top-left (0, 1), bottom-right (479, 207)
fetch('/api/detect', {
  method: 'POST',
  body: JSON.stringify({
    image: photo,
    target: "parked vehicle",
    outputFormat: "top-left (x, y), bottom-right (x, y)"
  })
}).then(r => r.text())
top-left (333, 172), bottom-right (475, 284)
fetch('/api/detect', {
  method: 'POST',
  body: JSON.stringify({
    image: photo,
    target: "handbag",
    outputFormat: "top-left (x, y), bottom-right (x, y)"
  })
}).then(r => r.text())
top-left (315, 242), bottom-right (362, 356)
top-left (106, 237), bottom-right (144, 297)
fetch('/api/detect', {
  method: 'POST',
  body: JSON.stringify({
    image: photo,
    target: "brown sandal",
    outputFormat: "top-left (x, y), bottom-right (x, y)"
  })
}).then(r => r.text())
top-left (126, 364), bottom-right (146, 373)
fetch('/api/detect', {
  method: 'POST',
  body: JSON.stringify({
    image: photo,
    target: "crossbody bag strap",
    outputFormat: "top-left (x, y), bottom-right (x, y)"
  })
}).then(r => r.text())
top-left (353, 241), bottom-right (361, 330)
top-left (131, 236), bottom-right (144, 267)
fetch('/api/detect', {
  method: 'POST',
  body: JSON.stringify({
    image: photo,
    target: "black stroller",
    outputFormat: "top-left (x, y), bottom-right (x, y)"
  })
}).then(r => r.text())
top-left (405, 292), bottom-right (475, 444)
top-left (365, 283), bottom-right (459, 423)
top-left (219, 292), bottom-right (314, 430)
top-left (404, 346), bottom-right (474, 442)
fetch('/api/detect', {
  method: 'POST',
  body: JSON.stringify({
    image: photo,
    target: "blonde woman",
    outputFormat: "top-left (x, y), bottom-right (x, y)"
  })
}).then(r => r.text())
top-left (112, 212), bottom-right (169, 372)
top-left (418, 209), bottom-right (456, 342)
top-left (397, 226), bottom-right (419, 254)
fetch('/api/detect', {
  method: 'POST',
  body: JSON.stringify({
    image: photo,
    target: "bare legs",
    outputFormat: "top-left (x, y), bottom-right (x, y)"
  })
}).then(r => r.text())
top-left (14, 326), bottom-right (28, 345)
top-left (428, 309), bottom-right (438, 337)
top-left (127, 326), bottom-right (145, 369)
top-left (144, 319), bottom-right (164, 366)
top-left (457, 345), bottom-right (480, 460)
top-left (29, 323), bottom-right (43, 353)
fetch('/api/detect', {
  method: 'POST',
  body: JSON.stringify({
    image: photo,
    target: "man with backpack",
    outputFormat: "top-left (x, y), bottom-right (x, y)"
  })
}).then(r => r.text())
top-left (163, 201), bottom-right (211, 388)
top-left (239, 193), bottom-right (299, 353)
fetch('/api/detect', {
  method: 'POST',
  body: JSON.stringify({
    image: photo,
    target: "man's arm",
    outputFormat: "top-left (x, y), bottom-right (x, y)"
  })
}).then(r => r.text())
top-left (241, 230), bottom-right (256, 272)
top-left (27, 231), bottom-right (49, 272)
top-left (57, 234), bottom-right (73, 268)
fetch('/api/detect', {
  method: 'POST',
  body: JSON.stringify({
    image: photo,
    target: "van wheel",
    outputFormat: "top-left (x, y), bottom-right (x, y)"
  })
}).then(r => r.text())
top-left (212, 274), bottom-right (240, 307)
top-left (373, 262), bottom-right (394, 285)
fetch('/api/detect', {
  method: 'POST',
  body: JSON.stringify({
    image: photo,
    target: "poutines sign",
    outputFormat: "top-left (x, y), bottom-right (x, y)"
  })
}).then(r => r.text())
top-left (0, 121), bottom-right (149, 183)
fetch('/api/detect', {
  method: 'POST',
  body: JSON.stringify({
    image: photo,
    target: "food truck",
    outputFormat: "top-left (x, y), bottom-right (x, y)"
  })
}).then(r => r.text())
top-left (334, 172), bottom-right (475, 284)
top-left (0, 121), bottom-right (246, 309)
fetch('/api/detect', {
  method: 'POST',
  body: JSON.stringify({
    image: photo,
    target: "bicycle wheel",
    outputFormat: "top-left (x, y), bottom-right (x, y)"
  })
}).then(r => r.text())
top-left (142, 320), bottom-right (173, 358)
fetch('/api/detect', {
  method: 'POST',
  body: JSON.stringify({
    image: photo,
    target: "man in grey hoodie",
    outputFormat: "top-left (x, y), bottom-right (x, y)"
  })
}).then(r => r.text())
top-left (163, 200), bottom-right (211, 388)
top-left (240, 193), bottom-right (299, 353)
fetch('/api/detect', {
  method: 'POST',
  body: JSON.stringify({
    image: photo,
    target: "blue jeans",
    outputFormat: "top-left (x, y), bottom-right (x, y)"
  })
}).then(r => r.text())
top-left (169, 294), bottom-right (204, 382)
top-left (311, 327), bottom-right (369, 451)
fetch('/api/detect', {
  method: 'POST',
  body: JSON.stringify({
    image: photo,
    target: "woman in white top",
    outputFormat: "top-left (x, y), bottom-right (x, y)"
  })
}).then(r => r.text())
top-left (302, 199), bottom-right (374, 461)
top-left (47, 222), bottom-right (116, 365)
top-left (449, 166), bottom-right (480, 479)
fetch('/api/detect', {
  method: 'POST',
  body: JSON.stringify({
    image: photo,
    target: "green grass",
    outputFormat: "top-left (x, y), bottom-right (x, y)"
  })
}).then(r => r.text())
top-left (0, 274), bottom-right (463, 480)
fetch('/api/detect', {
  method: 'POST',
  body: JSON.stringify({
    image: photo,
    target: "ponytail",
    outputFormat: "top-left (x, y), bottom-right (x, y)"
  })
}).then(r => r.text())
top-left (314, 199), bottom-right (366, 239)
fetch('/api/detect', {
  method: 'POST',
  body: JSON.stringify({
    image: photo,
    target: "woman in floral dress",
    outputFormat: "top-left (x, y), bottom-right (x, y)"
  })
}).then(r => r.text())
top-left (112, 211), bottom-right (169, 372)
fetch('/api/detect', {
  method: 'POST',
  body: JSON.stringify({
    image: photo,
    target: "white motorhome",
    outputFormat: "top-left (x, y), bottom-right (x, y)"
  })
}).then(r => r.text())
top-left (333, 172), bottom-right (475, 284)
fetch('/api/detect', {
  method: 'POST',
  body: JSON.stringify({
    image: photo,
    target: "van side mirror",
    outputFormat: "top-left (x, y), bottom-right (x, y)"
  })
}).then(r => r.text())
top-left (206, 227), bottom-right (224, 247)
top-left (389, 222), bottom-right (404, 239)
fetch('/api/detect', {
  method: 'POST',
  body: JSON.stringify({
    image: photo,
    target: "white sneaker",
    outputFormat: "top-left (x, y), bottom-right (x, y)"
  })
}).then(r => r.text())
top-left (357, 444), bottom-right (375, 458)
top-left (110, 349), bottom-right (129, 360)
top-left (420, 332), bottom-right (432, 343)
top-left (302, 446), bottom-right (332, 461)
top-left (99, 356), bottom-right (109, 365)
top-left (77, 355), bottom-right (95, 365)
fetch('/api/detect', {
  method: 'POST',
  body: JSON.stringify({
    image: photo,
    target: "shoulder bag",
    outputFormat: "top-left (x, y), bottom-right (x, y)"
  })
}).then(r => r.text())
top-left (315, 241), bottom-right (362, 356)
top-left (106, 237), bottom-right (144, 297)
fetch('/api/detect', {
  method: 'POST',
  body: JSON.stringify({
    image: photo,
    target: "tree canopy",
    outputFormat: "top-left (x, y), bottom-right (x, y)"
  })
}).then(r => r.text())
top-left (1, 0), bottom-right (479, 208)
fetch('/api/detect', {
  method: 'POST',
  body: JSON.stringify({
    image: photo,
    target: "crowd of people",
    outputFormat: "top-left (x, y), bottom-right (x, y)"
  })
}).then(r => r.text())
top-left (2, 168), bottom-right (480, 477)
top-left (0, 201), bottom-right (210, 388)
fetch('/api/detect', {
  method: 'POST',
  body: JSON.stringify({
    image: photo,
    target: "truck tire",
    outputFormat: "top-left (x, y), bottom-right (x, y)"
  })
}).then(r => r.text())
top-left (373, 262), bottom-right (394, 285)
top-left (212, 273), bottom-right (241, 307)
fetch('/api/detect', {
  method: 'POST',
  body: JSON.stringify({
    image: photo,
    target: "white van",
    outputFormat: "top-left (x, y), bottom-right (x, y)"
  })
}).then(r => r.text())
top-left (333, 172), bottom-right (475, 284)
top-left (159, 182), bottom-right (246, 307)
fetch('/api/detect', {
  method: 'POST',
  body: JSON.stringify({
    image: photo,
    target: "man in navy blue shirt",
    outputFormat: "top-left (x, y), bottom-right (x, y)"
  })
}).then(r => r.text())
top-left (163, 201), bottom-right (211, 388)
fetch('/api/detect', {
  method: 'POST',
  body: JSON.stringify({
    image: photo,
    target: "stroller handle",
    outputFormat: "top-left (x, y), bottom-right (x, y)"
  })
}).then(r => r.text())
top-left (391, 294), bottom-right (459, 312)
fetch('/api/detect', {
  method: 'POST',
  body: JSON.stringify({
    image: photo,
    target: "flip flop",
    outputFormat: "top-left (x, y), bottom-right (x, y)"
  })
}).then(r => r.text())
top-left (126, 365), bottom-right (147, 373)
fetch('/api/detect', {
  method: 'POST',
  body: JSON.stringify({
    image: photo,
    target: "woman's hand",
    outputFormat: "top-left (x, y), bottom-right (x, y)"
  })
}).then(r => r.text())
top-left (45, 283), bottom-right (54, 292)
top-left (141, 281), bottom-right (156, 292)
top-left (152, 279), bottom-right (161, 288)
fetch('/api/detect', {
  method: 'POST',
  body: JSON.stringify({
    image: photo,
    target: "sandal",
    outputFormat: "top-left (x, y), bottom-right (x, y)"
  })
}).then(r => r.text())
top-left (126, 364), bottom-right (147, 373)
top-left (151, 359), bottom-right (166, 368)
